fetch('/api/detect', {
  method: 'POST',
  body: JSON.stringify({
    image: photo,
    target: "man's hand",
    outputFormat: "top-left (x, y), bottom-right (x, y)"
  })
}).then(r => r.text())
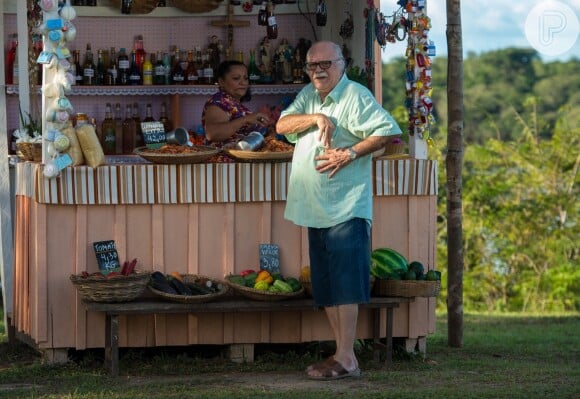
top-left (315, 114), bottom-right (335, 148)
top-left (314, 148), bottom-right (352, 178)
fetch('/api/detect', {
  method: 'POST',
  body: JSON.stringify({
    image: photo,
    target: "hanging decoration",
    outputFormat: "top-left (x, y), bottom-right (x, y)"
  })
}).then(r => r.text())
top-left (364, 1), bottom-right (378, 91)
top-left (339, 0), bottom-right (354, 41)
top-left (316, 0), bottom-right (327, 27)
top-left (401, 0), bottom-right (435, 141)
top-left (381, 1), bottom-right (436, 143)
top-left (37, 0), bottom-right (78, 178)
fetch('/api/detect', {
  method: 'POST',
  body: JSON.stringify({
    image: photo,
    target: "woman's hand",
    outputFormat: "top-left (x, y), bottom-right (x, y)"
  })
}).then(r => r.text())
top-left (247, 113), bottom-right (271, 127)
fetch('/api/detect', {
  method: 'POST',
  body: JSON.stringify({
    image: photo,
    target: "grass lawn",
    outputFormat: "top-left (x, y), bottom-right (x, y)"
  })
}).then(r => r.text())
top-left (0, 310), bottom-right (578, 398)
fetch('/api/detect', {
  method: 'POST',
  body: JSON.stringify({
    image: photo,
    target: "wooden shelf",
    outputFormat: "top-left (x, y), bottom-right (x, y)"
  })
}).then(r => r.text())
top-left (2, 1), bottom-right (317, 17)
top-left (6, 84), bottom-right (303, 96)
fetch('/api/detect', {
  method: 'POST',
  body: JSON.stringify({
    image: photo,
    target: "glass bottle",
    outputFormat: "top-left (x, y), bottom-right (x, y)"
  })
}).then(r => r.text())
top-left (121, 0), bottom-right (132, 14)
top-left (143, 103), bottom-right (155, 122)
top-left (106, 47), bottom-right (118, 85)
top-left (196, 49), bottom-right (204, 82)
top-left (170, 48), bottom-right (185, 84)
top-left (248, 49), bottom-right (262, 85)
top-left (142, 53), bottom-right (153, 85)
top-left (163, 52), bottom-right (171, 85)
top-left (186, 50), bottom-right (198, 85)
top-left (72, 49), bottom-right (83, 86)
top-left (266, 2), bottom-right (278, 39)
top-left (114, 103), bottom-right (123, 154)
top-left (101, 103), bottom-right (117, 155)
top-left (34, 40), bottom-right (43, 86)
top-left (117, 47), bottom-right (130, 85)
top-left (153, 51), bottom-right (165, 85)
top-left (202, 51), bottom-right (214, 85)
top-left (95, 49), bottom-right (106, 85)
top-left (134, 34), bottom-right (146, 75)
top-left (122, 104), bottom-right (137, 154)
top-left (5, 33), bottom-right (17, 85)
top-left (158, 102), bottom-right (173, 133)
top-left (82, 43), bottom-right (95, 85)
top-left (12, 48), bottom-right (19, 85)
top-left (132, 102), bottom-right (143, 148)
top-left (258, 2), bottom-right (267, 26)
top-left (129, 50), bottom-right (142, 85)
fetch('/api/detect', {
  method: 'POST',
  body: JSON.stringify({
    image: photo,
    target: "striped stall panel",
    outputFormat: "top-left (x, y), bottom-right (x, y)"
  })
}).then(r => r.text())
top-left (16, 159), bottom-right (437, 205)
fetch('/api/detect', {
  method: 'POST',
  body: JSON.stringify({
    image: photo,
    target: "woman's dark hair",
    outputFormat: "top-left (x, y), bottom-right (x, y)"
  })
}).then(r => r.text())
top-left (216, 60), bottom-right (252, 102)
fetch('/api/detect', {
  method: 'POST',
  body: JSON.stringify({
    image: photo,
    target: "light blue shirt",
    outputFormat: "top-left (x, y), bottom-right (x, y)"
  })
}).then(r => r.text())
top-left (282, 74), bottom-right (402, 228)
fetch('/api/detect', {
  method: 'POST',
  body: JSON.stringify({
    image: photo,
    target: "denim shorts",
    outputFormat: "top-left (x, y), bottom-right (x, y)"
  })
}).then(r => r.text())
top-left (308, 218), bottom-right (371, 307)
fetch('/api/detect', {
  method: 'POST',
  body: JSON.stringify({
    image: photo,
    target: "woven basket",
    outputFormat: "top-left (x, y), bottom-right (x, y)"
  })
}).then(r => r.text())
top-left (172, 0), bottom-right (224, 14)
top-left (299, 276), bottom-right (376, 298)
top-left (225, 275), bottom-right (304, 301)
top-left (373, 279), bottom-right (440, 298)
top-left (16, 142), bottom-right (42, 162)
top-left (70, 271), bottom-right (151, 303)
top-left (148, 274), bottom-right (229, 303)
top-left (384, 142), bottom-right (406, 155)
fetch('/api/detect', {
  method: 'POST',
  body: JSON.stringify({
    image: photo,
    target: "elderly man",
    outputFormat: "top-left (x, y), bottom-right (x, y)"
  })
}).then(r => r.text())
top-left (276, 41), bottom-right (402, 380)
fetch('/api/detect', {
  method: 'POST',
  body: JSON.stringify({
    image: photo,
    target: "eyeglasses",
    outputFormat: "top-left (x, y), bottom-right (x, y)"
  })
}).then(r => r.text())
top-left (303, 58), bottom-right (343, 72)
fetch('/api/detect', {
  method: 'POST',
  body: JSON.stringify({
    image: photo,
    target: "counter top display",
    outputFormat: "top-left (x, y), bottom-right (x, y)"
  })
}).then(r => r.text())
top-left (15, 158), bottom-right (438, 205)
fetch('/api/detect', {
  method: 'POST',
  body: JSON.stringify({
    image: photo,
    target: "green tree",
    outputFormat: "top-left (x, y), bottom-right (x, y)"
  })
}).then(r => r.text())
top-left (458, 101), bottom-right (579, 311)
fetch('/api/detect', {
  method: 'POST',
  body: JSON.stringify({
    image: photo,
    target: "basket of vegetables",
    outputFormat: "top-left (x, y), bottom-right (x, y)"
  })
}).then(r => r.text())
top-left (148, 272), bottom-right (229, 303)
top-left (370, 248), bottom-right (441, 297)
top-left (70, 260), bottom-right (150, 303)
top-left (225, 270), bottom-right (304, 301)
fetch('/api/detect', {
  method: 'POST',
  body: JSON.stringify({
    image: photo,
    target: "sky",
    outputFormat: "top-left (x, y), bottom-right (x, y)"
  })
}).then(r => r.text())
top-left (380, 0), bottom-right (580, 63)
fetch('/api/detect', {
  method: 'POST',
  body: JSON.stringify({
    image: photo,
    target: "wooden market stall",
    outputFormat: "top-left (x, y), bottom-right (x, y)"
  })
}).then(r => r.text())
top-left (2, 0), bottom-right (438, 361)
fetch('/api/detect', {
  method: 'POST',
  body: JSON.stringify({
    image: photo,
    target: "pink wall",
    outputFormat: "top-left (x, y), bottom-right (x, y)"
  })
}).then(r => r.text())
top-left (4, 12), bottom-right (315, 148)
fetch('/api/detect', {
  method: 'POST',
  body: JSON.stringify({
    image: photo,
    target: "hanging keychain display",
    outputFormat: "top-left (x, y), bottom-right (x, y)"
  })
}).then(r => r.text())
top-left (38, 0), bottom-right (79, 177)
top-left (401, 0), bottom-right (435, 142)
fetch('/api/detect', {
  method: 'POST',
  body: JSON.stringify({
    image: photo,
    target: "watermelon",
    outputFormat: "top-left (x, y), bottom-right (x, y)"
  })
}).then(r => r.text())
top-left (408, 261), bottom-right (425, 276)
top-left (370, 248), bottom-right (408, 279)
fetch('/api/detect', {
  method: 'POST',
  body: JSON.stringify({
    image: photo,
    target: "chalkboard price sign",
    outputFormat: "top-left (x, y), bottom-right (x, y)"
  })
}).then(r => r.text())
top-left (93, 240), bottom-right (121, 274)
top-left (141, 121), bottom-right (166, 149)
top-left (259, 243), bottom-right (280, 274)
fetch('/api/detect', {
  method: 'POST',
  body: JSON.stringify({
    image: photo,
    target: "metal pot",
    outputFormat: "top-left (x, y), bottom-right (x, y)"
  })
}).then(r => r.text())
top-left (236, 131), bottom-right (264, 151)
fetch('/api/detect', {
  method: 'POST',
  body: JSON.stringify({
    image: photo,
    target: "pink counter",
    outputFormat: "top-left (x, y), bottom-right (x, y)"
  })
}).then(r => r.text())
top-left (13, 158), bottom-right (438, 352)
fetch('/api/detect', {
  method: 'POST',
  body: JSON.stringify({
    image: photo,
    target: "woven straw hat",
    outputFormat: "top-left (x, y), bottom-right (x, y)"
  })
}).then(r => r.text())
top-left (172, 0), bottom-right (224, 14)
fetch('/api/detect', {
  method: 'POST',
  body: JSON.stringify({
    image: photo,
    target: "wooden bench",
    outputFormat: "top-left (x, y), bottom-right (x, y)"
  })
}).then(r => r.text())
top-left (83, 297), bottom-right (410, 376)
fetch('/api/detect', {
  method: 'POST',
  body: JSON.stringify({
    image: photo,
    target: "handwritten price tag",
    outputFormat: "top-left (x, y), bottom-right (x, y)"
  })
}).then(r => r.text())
top-left (259, 243), bottom-right (280, 274)
top-left (93, 240), bottom-right (121, 275)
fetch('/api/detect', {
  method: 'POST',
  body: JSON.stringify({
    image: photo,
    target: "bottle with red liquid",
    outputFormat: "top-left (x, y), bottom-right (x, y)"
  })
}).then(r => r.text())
top-left (5, 33), bottom-right (17, 85)
top-left (133, 35), bottom-right (146, 75)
